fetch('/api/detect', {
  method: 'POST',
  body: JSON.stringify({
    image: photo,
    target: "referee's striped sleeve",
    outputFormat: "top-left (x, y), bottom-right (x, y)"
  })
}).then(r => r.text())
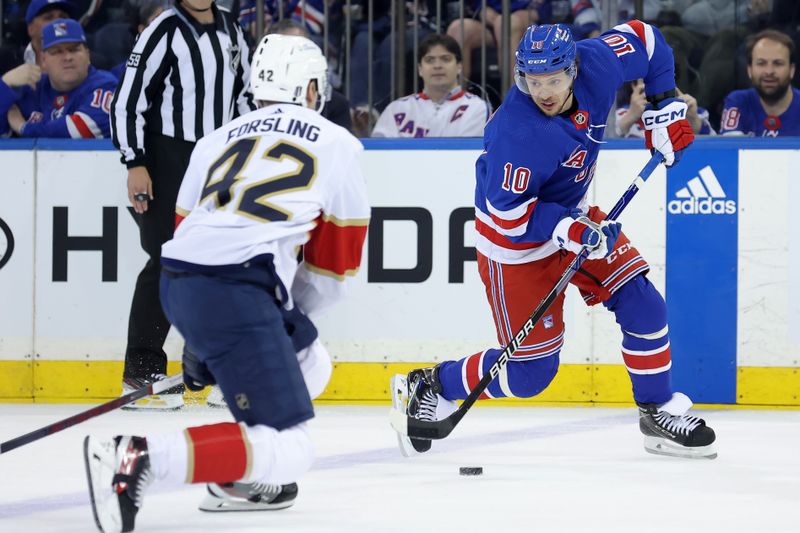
top-left (233, 22), bottom-right (256, 116)
top-left (110, 17), bottom-right (171, 167)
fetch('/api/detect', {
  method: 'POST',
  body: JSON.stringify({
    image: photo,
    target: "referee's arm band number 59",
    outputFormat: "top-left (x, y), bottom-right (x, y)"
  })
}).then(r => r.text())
top-left (200, 137), bottom-right (317, 222)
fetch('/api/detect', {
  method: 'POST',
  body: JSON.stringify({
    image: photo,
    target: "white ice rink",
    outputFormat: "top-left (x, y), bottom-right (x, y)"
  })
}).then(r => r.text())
top-left (1, 403), bottom-right (798, 533)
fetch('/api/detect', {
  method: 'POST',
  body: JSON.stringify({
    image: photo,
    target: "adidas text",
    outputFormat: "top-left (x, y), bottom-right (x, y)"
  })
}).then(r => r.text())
top-left (667, 197), bottom-right (736, 215)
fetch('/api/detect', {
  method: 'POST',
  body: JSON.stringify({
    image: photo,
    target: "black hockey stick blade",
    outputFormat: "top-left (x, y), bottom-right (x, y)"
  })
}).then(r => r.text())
top-left (0, 373), bottom-right (183, 454)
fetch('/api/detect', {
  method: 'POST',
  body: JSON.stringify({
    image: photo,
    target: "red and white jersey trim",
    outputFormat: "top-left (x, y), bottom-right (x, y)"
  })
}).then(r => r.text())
top-left (484, 196), bottom-right (538, 234)
top-left (614, 20), bottom-right (655, 59)
top-left (67, 112), bottom-right (103, 138)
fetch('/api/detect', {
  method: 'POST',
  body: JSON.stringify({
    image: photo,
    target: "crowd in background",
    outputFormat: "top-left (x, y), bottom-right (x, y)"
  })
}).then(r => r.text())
top-left (0, 0), bottom-right (799, 138)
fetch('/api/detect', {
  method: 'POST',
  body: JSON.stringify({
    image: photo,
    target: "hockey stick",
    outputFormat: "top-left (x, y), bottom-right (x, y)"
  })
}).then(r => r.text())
top-left (0, 373), bottom-right (183, 454)
top-left (390, 152), bottom-right (664, 440)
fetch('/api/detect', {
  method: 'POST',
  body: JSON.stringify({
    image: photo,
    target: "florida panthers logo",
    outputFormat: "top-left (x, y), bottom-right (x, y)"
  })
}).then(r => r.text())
top-left (561, 146), bottom-right (587, 169)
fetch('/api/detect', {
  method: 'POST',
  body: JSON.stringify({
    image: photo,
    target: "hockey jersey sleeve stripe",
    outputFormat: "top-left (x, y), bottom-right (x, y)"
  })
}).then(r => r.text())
top-left (303, 215), bottom-right (369, 280)
top-left (75, 112), bottom-right (103, 137)
top-left (67, 113), bottom-right (97, 138)
top-left (614, 20), bottom-right (655, 60)
top-left (485, 195), bottom-right (538, 224)
top-left (475, 218), bottom-right (545, 250)
top-left (487, 198), bottom-right (538, 231)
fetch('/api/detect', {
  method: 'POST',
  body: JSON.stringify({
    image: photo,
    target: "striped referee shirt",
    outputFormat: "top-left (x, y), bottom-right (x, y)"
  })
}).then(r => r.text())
top-left (111, 2), bottom-right (256, 167)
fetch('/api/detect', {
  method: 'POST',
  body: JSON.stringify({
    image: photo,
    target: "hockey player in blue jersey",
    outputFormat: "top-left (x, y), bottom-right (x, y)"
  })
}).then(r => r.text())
top-left (393, 22), bottom-right (717, 460)
top-left (720, 29), bottom-right (800, 137)
top-left (0, 19), bottom-right (116, 138)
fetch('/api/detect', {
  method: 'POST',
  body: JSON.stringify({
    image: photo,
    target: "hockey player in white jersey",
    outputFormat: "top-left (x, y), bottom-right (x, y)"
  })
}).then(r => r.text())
top-left (371, 33), bottom-right (491, 138)
top-left (83, 34), bottom-right (370, 533)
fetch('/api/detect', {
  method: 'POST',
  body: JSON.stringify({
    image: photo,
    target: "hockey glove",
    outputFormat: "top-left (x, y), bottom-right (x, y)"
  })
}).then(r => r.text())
top-left (641, 97), bottom-right (694, 167)
top-left (552, 210), bottom-right (622, 260)
top-left (182, 347), bottom-right (216, 391)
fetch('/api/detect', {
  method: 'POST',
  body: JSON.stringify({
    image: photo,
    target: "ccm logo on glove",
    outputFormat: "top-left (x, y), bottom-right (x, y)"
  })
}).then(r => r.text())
top-left (643, 106), bottom-right (686, 127)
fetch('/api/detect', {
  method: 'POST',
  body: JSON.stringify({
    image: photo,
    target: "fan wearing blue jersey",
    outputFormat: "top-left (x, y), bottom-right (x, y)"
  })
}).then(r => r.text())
top-left (0, 19), bottom-right (116, 138)
top-left (393, 22), bottom-right (717, 460)
top-left (720, 29), bottom-right (800, 137)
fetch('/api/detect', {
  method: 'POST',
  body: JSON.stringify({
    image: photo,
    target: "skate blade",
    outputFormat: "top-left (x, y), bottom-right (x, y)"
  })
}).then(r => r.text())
top-left (83, 436), bottom-right (124, 533)
top-left (389, 375), bottom-right (418, 457)
top-left (121, 394), bottom-right (184, 411)
top-left (644, 436), bottom-right (718, 460)
top-left (205, 386), bottom-right (227, 408)
top-left (198, 495), bottom-right (296, 512)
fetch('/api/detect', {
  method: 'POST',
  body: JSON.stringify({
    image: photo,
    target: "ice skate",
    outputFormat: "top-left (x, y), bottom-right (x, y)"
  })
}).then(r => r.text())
top-left (390, 366), bottom-right (456, 457)
top-left (205, 385), bottom-right (226, 408)
top-left (199, 481), bottom-right (298, 512)
top-left (83, 435), bottom-right (153, 533)
top-left (638, 392), bottom-right (717, 459)
top-left (121, 373), bottom-right (184, 410)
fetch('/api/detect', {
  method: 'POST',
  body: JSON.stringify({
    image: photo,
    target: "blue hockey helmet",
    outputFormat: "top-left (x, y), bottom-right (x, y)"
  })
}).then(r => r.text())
top-left (515, 24), bottom-right (577, 77)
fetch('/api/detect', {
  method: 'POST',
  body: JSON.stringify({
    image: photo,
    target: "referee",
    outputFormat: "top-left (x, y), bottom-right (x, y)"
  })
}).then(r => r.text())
top-left (111, 0), bottom-right (256, 409)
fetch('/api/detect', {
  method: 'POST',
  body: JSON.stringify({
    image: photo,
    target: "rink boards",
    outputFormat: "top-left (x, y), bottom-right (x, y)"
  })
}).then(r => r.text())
top-left (0, 138), bottom-right (798, 405)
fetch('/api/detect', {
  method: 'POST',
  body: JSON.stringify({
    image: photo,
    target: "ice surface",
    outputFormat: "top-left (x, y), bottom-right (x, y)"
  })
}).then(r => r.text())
top-left (1, 404), bottom-right (798, 532)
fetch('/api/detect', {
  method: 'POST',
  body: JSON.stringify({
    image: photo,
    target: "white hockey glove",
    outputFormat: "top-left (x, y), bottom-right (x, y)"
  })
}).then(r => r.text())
top-left (551, 210), bottom-right (622, 260)
top-left (641, 97), bottom-right (694, 167)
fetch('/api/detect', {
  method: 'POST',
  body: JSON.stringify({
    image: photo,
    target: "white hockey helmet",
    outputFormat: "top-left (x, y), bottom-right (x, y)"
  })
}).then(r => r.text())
top-left (250, 34), bottom-right (329, 113)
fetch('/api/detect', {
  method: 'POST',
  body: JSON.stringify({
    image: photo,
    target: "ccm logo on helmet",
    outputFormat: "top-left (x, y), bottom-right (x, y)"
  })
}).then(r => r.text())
top-left (643, 108), bottom-right (686, 127)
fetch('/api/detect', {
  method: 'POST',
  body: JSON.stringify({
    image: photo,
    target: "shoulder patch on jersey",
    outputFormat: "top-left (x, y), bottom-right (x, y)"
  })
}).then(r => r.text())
top-left (126, 53), bottom-right (141, 68)
top-left (570, 110), bottom-right (588, 130)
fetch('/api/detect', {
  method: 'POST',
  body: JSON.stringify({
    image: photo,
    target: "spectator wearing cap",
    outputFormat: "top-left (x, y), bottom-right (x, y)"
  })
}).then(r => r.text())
top-left (24, 0), bottom-right (74, 66)
top-left (91, 0), bottom-right (172, 78)
top-left (0, 18), bottom-right (117, 137)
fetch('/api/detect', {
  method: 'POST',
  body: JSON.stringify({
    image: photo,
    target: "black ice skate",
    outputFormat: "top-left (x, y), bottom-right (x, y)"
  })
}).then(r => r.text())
top-left (637, 392), bottom-right (717, 459)
top-left (390, 366), bottom-right (456, 457)
top-left (199, 481), bottom-right (298, 512)
top-left (84, 435), bottom-right (153, 533)
top-left (121, 373), bottom-right (185, 410)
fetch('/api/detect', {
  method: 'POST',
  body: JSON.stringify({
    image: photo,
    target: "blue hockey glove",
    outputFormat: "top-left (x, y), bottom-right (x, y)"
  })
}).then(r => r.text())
top-left (182, 347), bottom-right (216, 391)
top-left (552, 209), bottom-right (622, 260)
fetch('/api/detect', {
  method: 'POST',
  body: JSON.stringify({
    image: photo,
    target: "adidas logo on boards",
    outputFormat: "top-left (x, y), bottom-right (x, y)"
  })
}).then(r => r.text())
top-left (667, 165), bottom-right (736, 215)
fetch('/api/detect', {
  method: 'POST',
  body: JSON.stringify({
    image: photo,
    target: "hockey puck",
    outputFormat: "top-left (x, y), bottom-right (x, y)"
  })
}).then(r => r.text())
top-left (459, 466), bottom-right (483, 476)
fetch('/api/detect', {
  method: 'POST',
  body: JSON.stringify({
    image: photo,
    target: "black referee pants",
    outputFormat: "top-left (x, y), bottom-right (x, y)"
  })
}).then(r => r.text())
top-left (124, 133), bottom-right (195, 378)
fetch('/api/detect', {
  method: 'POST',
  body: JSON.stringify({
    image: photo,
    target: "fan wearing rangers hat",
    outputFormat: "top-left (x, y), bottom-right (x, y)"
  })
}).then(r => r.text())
top-left (0, 18), bottom-right (117, 138)
top-left (392, 21), bottom-right (717, 462)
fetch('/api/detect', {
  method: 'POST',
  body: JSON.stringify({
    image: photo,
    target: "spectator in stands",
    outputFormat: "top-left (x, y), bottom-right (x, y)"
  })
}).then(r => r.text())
top-left (720, 29), bottom-right (800, 137)
top-left (447, 0), bottom-right (601, 85)
top-left (348, 0), bottom-right (435, 110)
top-left (615, 79), bottom-right (714, 137)
top-left (446, 0), bottom-right (538, 85)
top-left (23, 0), bottom-right (74, 66)
top-left (681, 0), bottom-right (751, 38)
top-left (0, 18), bottom-right (116, 137)
top-left (268, 18), bottom-right (353, 132)
top-left (93, 0), bottom-right (170, 76)
top-left (372, 33), bottom-right (489, 137)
